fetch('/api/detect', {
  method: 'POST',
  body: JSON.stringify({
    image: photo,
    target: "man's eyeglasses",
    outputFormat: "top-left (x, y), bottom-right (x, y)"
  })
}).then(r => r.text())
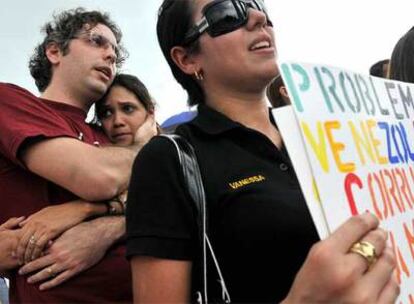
top-left (183, 0), bottom-right (272, 46)
top-left (73, 31), bottom-right (121, 64)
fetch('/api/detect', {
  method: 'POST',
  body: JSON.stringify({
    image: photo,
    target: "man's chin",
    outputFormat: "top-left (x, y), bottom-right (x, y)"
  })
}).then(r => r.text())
top-left (88, 82), bottom-right (109, 101)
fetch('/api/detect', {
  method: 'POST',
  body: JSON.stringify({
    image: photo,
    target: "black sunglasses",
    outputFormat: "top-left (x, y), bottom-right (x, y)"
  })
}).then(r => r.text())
top-left (183, 0), bottom-right (272, 46)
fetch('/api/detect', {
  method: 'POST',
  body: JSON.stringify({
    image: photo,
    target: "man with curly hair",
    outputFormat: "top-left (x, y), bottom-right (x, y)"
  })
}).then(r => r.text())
top-left (0, 8), bottom-right (147, 303)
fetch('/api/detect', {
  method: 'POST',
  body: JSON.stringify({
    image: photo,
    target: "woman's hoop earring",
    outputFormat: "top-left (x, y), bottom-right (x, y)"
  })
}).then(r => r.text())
top-left (194, 70), bottom-right (204, 81)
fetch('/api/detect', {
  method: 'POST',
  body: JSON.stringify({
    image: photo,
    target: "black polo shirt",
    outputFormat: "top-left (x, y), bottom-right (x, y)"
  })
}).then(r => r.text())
top-left (126, 104), bottom-right (319, 303)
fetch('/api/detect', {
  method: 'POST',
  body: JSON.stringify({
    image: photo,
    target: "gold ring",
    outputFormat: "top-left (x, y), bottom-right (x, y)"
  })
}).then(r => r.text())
top-left (350, 241), bottom-right (377, 267)
top-left (29, 235), bottom-right (36, 245)
top-left (46, 267), bottom-right (55, 277)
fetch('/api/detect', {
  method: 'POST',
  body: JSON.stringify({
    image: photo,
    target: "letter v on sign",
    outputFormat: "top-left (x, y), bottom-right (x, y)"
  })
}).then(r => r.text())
top-left (301, 121), bottom-right (330, 173)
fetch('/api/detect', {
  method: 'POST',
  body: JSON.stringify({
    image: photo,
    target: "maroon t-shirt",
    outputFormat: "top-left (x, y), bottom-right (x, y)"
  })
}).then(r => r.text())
top-left (0, 83), bottom-right (132, 303)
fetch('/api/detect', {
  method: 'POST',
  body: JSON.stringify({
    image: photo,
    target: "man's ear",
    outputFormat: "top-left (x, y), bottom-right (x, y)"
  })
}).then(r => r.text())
top-left (45, 42), bottom-right (63, 65)
top-left (170, 46), bottom-right (200, 76)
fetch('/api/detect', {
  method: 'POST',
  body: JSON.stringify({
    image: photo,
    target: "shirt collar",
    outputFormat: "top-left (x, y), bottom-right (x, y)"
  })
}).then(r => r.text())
top-left (188, 103), bottom-right (277, 135)
top-left (40, 98), bottom-right (88, 120)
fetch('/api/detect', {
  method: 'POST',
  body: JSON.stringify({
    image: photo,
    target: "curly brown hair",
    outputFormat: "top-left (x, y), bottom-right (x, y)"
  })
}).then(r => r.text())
top-left (29, 7), bottom-right (127, 92)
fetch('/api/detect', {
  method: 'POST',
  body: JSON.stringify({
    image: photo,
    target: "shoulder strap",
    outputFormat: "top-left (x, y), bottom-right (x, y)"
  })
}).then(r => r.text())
top-left (160, 134), bottom-right (205, 234)
top-left (159, 134), bottom-right (230, 304)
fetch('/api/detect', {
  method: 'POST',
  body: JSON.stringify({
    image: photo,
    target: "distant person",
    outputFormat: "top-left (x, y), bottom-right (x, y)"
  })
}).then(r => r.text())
top-left (389, 26), bottom-right (414, 82)
top-left (369, 59), bottom-right (390, 78)
top-left (266, 74), bottom-right (290, 108)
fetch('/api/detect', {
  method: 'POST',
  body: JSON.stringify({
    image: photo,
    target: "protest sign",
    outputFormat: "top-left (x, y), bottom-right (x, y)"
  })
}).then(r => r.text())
top-left (273, 62), bottom-right (414, 302)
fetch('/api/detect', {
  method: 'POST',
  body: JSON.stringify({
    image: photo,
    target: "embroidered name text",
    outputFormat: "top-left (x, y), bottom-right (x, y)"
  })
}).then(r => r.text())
top-left (229, 175), bottom-right (266, 190)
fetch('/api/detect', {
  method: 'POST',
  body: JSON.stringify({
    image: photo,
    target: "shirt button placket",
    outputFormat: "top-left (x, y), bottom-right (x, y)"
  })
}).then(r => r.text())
top-left (279, 163), bottom-right (289, 171)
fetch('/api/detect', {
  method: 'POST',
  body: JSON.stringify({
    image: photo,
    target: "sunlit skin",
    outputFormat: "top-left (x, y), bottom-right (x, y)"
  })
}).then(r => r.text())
top-left (194, 0), bottom-right (278, 100)
top-left (170, 0), bottom-right (281, 148)
top-left (187, 0), bottom-right (282, 148)
top-left (100, 85), bottom-right (149, 146)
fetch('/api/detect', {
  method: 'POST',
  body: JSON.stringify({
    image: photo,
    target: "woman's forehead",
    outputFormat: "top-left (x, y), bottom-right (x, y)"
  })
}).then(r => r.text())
top-left (193, 0), bottom-right (213, 19)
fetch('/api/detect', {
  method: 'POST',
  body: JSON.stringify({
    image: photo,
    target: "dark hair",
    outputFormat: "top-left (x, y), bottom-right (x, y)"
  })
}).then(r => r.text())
top-left (389, 27), bottom-right (414, 82)
top-left (369, 59), bottom-right (389, 78)
top-left (157, 0), bottom-right (205, 106)
top-left (95, 73), bottom-right (155, 122)
top-left (29, 7), bottom-right (126, 92)
top-left (266, 75), bottom-right (286, 108)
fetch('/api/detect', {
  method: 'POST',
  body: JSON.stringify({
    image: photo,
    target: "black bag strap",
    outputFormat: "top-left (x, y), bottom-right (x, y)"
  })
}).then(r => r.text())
top-left (160, 134), bottom-right (230, 304)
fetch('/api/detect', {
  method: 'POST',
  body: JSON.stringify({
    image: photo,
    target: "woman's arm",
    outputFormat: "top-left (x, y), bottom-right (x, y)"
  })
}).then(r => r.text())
top-left (126, 138), bottom-right (195, 303)
top-left (131, 256), bottom-right (192, 303)
top-left (15, 200), bottom-right (107, 264)
top-left (19, 216), bottom-right (125, 291)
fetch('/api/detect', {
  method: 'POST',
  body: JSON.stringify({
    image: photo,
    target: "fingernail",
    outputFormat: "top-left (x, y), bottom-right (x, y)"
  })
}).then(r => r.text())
top-left (27, 278), bottom-right (32, 283)
top-left (39, 286), bottom-right (45, 291)
top-left (18, 269), bottom-right (23, 275)
top-left (362, 211), bottom-right (375, 220)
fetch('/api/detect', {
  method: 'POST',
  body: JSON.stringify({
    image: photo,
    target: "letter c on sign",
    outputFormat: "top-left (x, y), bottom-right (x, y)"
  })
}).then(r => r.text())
top-left (344, 173), bottom-right (363, 215)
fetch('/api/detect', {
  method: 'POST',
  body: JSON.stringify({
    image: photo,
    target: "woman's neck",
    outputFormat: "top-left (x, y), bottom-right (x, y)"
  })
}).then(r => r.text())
top-left (205, 89), bottom-right (282, 148)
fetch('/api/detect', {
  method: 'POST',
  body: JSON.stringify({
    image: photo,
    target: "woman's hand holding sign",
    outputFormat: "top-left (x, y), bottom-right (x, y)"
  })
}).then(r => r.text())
top-left (282, 213), bottom-right (399, 303)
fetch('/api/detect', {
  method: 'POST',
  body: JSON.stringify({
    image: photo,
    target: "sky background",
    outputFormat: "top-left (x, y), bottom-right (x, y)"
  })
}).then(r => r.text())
top-left (1, 0), bottom-right (413, 123)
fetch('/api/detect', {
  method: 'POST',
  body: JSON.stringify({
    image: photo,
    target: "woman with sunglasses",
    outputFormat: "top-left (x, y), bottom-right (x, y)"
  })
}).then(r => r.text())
top-left (126, 0), bottom-right (399, 303)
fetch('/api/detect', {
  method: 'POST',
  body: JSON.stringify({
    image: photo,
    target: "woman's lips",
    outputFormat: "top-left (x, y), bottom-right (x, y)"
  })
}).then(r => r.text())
top-left (112, 132), bottom-right (132, 139)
